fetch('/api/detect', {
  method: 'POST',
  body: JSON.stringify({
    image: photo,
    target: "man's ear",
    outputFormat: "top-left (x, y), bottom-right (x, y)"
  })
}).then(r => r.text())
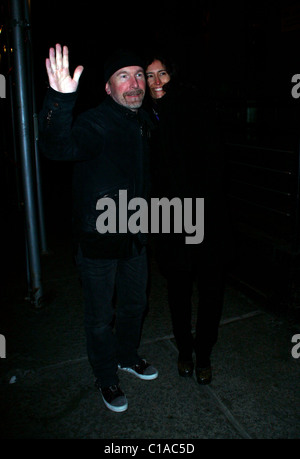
top-left (105, 82), bottom-right (111, 95)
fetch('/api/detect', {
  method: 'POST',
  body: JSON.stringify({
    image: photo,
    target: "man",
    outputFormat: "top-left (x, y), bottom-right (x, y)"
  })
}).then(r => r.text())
top-left (39, 44), bottom-right (158, 413)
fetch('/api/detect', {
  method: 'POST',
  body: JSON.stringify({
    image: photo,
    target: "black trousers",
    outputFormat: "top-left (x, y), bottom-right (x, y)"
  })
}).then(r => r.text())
top-left (166, 249), bottom-right (225, 367)
top-left (76, 244), bottom-right (148, 388)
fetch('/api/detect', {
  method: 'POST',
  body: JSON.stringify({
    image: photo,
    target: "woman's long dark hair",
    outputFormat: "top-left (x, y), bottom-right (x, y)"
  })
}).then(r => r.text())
top-left (144, 51), bottom-right (179, 100)
top-left (144, 53), bottom-right (178, 82)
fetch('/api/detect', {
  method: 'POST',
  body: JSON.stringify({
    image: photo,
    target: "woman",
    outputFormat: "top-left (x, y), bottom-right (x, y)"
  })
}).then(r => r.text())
top-left (145, 53), bottom-right (232, 384)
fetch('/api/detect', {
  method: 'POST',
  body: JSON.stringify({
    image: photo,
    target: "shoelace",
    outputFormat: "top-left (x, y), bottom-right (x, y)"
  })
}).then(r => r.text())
top-left (109, 385), bottom-right (120, 393)
top-left (134, 360), bottom-right (148, 371)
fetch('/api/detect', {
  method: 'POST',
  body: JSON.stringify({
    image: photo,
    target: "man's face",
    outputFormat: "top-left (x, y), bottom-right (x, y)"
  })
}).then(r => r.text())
top-left (146, 60), bottom-right (171, 99)
top-left (105, 66), bottom-right (146, 111)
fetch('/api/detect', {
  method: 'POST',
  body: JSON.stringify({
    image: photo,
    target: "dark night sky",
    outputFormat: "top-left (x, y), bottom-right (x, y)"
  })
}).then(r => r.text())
top-left (30, 0), bottom-right (217, 108)
top-left (28, 0), bottom-right (300, 111)
top-left (0, 0), bottom-right (298, 135)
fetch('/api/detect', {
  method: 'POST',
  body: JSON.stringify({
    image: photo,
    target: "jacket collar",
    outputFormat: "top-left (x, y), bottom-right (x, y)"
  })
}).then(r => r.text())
top-left (105, 95), bottom-right (139, 119)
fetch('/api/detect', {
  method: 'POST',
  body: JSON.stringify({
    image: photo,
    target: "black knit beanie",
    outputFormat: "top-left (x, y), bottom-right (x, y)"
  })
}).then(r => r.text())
top-left (104, 49), bottom-right (145, 83)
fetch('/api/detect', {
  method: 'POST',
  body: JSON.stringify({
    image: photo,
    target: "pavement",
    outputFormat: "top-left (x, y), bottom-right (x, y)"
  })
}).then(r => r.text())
top-left (1, 226), bottom-right (300, 441)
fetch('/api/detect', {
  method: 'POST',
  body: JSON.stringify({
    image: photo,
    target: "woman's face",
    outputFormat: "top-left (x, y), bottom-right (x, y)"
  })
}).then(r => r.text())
top-left (146, 59), bottom-right (171, 99)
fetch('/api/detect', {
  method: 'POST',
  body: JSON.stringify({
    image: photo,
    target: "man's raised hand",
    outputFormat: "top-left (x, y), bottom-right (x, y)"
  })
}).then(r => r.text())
top-left (45, 44), bottom-right (84, 93)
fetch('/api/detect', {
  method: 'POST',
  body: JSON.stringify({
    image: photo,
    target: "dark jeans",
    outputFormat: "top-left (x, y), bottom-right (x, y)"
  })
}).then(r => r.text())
top-left (166, 250), bottom-right (225, 367)
top-left (76, 244), bottom-right (148, 388)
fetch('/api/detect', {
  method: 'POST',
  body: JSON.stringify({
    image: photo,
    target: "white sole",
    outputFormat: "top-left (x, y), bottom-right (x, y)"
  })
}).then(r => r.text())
top-left (118, 365), bottom-right (158, 380)
top-left (102, 395), bottom-right (128, 413)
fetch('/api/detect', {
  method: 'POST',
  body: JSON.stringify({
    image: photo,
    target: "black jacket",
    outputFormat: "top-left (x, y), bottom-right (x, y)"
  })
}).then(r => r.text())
top-left (146, 81), bottom-right (233, 272)
top-left (39, 88), bottom-right (152, 258)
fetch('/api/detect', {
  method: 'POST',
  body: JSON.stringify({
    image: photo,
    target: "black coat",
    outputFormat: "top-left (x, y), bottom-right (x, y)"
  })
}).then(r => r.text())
top-left (146, 81), bottom-right (233, 273)
top-left (39, 88), bottom-right (152, 259)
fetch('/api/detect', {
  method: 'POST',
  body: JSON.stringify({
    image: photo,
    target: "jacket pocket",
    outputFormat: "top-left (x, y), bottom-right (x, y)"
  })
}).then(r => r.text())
top-left (86, 182), bottom-right (135, 234)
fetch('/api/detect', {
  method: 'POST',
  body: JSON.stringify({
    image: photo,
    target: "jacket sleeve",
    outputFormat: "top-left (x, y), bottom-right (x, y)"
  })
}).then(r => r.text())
top-left (38, 87), bottom-right (103, 161)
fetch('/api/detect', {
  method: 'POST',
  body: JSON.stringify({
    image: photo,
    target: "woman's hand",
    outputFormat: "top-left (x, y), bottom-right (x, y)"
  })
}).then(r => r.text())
top-left (45, 44), bottom-right (84, 93)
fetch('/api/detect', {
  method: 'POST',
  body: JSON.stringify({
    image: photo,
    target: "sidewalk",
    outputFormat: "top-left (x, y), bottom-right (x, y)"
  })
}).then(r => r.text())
top-left (1, 231), bottom-right (300, 440)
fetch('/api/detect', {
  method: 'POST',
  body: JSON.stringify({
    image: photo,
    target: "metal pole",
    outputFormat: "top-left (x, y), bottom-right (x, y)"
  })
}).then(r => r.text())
top-left (11, 0), bottom-right (43, 307)
top-left (8, 71), bottom-right (22, 211)
top-left (24, 0), bottom-right (48, 254)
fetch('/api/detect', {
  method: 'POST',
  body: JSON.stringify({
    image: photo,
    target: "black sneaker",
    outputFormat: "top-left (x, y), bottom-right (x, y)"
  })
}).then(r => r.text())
top-left (118, 359), bottom-right (158, 380)
top-left (96, 383), bottom-right (128, 412)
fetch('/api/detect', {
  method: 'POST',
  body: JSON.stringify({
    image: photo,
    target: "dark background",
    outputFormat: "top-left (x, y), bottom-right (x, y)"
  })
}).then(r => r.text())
top-left (27, 0), bottom-right (300, 106)
top-left (1, 0), bottom-right (300, 311)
